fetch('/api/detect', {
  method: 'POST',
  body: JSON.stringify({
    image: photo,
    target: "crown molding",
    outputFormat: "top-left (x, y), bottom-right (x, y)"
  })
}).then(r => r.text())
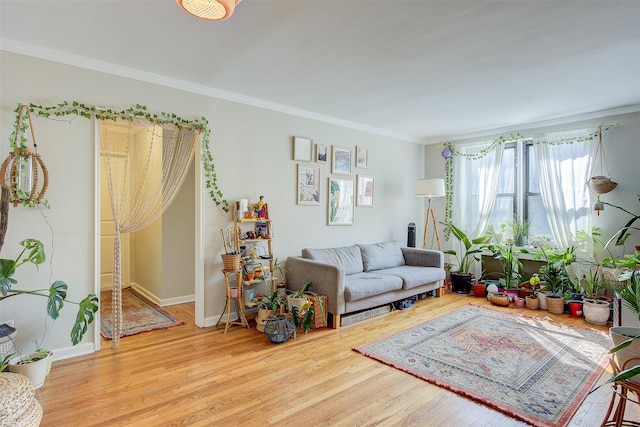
top-left (424, 104), bottom-right (640, 145)
top-left (0, 38), bottom-right (420, 144)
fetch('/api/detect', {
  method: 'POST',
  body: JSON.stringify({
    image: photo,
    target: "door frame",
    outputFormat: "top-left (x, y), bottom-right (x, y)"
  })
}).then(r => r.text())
top-left (93, 119), bottom-right (205, 351)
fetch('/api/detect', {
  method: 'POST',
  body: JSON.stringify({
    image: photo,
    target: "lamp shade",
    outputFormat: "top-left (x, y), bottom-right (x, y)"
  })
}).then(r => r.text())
top-left (416, 178), bottom-right (445, 198)
top-left (176, 0), bottom-right (242, 21)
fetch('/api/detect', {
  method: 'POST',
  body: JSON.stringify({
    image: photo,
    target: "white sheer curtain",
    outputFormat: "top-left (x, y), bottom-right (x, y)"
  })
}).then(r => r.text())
top-left (100, 118), bottom-right (197, 347)
top-left (451, 140), bottom-right (504, 238)
top-left (533, 128), bottom-right (594, 253)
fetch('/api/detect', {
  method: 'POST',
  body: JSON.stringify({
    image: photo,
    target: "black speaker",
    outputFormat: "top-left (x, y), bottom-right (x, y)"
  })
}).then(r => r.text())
top-left (407, 222), bottom-right (416, 247)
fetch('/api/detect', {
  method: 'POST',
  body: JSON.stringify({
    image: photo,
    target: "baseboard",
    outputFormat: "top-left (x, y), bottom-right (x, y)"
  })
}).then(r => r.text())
top-left (130, 283), bottom-right (195, 307)
top-left (50, 342), bottom-right (96, 362)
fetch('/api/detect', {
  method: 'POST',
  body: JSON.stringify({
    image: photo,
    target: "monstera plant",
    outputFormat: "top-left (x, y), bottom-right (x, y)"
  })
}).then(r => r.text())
top-left (0, 238), bottom-right (98, 346)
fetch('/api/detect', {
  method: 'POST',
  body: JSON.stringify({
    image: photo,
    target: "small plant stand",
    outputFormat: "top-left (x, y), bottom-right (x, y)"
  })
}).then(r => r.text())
top-left (216, 269), bottom-right (249, 333)
top-left (601, 357), bottom-right (640, 427)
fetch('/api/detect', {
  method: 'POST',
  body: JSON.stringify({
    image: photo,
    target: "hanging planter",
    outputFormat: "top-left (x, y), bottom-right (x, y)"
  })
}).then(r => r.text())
top-left (0, 105), bottom-right (49, 207)
top-left (587, 125), bottom-right (617, 196)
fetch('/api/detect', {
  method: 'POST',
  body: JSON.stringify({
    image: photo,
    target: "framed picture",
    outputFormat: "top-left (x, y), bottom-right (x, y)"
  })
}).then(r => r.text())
top-left (331, 146), bottom-right (351, 175)
top-left (297, 164), bottom-right (320, 205)
top-left (356, 175), bottom-right (374, 207)
top-left (293, 136), bottom-right (312, 162)
top-left (328, 177), bottom-right (354, 225)
top-left (356, 146), bottom-right (368, 168)
top-left (315, 144), bottom-right (328, 163)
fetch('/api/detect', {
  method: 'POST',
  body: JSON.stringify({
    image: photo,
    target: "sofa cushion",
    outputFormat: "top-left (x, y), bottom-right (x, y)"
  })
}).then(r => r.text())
top-left (302, 245), bottom-right (363, 275)
top-left (344, 272), bottom-right (403, 302)
top-left (358, 241), bottom-right (405, 272)
top-left (377, 266), bottom-right (446, 290)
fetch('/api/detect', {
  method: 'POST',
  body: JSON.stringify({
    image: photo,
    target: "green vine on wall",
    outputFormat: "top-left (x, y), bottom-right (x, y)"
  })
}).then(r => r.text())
top-left (8, 101), bottom-right (230, 212)
top-left (441, 124), bottom-right (617, 239)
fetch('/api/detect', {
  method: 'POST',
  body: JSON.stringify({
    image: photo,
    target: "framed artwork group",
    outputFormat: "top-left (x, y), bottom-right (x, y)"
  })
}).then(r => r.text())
top-left (292, 136), bottom-right (374, 224)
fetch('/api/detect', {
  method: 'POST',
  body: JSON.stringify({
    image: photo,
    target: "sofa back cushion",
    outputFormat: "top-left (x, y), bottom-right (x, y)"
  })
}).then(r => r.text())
top-left (358, 241), bottom-right (405, 272)
top-left (302, 245), bottom-right (363, 275)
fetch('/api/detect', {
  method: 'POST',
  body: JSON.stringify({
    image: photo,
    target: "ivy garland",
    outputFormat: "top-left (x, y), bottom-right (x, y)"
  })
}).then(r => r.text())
top-left (441, 124), bottom-right (616, 238)
top-left (8, 101), bottom-right (229, 212)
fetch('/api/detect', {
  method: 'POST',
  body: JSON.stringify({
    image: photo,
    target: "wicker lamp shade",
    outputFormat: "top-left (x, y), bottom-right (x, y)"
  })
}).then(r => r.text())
top-left (176, 0), bottom-right (242, 21)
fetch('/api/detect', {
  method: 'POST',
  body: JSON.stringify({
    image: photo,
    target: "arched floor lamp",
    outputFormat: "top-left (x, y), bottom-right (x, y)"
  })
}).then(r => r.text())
top-left (416, 178), bottom-right (445, 250)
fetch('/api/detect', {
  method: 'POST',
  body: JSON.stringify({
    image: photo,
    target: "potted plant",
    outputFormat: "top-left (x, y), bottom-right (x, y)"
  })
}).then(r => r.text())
top-left (486, 243), bottom-right (526, 296)
top-left (534, 244), bottom-right (575, 314)
top-left (579, 268), bottom-right (611, 325)
top-left (524, 275), bottom-right (540, 309)
top-left (286, 280), bottom-right (312, 313)
top-left (0, 238), bottom-right (99, 388)
top-left (442, 223), bottom-right (489, 294)
top-left (253, 291), bottom-right (285, 332)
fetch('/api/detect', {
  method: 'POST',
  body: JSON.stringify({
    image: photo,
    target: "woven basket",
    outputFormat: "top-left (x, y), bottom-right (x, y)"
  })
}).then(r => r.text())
top-left (221, 254), bottom-right (241, 271)
top-left (587, 175), bottom-right (618, 195)
top-left (490, 292), bottom-right (510, 307)
top-left (0, 330), bottom-right (16, 358)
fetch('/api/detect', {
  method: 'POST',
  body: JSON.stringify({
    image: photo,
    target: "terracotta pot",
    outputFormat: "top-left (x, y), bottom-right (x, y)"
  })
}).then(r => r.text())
top-left (546, 296), bottom-right (565, 315)
top-left (472, 282), bottom-right (487, 297)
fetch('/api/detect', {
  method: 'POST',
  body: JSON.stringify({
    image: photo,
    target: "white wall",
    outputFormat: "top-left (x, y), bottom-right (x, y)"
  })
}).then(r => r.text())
top-left (425, 111), bottom-right (640, 262)
top-left (0, 51), bottom-right (425, 357)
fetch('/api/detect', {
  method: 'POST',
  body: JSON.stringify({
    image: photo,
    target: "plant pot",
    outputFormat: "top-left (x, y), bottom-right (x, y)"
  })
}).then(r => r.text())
top-left (567, 300), bottom-right (583, 318)
top-left (518, 288), bottom-right (532, 298)
top-left (8, 351), bottom-right (53, 390)
top-left (229, 287), bottom-right (239, 299)
top-left (609, 326), bottom-right (640, 384)
top-left (451, 273), bottom-right (472, 294)
top-left (525, 296), bottom-right (539, 310)
top-left (514, 297), bottom-right (525, 307)
top-left (287, 295), bottom-right (309, 314)
top-left (537, 291), bottom-right (552, 310)
top-left (583, 298), bottom-right (611, 326)
top-left (490, 292), bottom-right (510, 307)
top-left (471, 282), bottom-right (487, 298)
top-left (256, 308), bottom-right (274, 332)
top-left (546, 295), bottom-right (565, 315)
top-left (505, 289), bottom-right (518, 302)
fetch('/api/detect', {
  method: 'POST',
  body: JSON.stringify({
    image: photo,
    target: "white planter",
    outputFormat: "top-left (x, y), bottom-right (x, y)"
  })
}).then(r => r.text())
top-left (8, 351), bottom-right (53, 390)
top-left (287, 296), bottom-right (309, 313)
top-left (537, 291), bottom-right (550, 310)
top-left (610, 326), bottom-right (640, 385)
top-left (583, 299), bottom-right (610, 326)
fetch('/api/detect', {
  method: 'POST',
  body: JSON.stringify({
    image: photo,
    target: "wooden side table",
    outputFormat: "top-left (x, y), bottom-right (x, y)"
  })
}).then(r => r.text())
top-left (216, 269), bottom-right (249, 333)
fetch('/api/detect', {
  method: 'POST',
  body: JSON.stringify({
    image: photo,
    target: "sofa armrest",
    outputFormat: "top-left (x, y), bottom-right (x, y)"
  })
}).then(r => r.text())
top-left (401, 247), bottom-right (444, 269)
top-left (285, 256), bottom-right (345, 315)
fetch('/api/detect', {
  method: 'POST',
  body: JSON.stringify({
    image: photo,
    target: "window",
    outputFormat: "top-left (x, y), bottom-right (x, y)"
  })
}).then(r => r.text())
top-left (487, 139), bottom-right (553, 246)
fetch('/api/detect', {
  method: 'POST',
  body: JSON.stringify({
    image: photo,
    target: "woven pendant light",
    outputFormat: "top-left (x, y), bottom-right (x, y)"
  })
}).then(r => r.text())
top-left (176, 0), bottom-right (242, 21)
top-left (0, 105), bottom-right (49, 207)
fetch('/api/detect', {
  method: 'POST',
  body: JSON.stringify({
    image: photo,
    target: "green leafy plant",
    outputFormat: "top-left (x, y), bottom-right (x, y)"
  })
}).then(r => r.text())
top-left (442, 223), bottom-right (489, 274)
top-left (486, 244), bottom-right (527, 289)
top-left (533, 244), bottom-right (576, 295)
top-left (0, 238), bottom-right (98, 345)
top-left (254, 292), bottom-right (285, 313)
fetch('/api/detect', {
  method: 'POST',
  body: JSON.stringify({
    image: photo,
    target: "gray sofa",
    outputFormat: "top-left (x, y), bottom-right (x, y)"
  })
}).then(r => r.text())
top-left (286, 241), bottom-right (445, 328)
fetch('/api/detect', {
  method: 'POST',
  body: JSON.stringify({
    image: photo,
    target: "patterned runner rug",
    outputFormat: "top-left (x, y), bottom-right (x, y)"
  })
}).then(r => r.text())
top-left (353, 305), bottom-right (611, 427)
top-left (100, 287), bottom-right (183, 339)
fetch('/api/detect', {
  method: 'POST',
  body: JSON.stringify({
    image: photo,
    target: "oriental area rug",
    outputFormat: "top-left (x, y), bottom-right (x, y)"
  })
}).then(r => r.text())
top-left (100, 287), bottom-right (183, 339)
top-left (353, 305), bottom-right (611, 427)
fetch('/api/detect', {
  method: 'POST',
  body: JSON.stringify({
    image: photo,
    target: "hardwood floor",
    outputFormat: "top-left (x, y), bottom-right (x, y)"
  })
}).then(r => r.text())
top-left (36, 293), bottom-right (638, 426)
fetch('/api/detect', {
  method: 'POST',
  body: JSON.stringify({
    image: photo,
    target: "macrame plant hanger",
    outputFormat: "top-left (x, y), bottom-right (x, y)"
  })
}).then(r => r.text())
top-left (587, 124), bottom-right (617, 215)
top-left (0, 105), bottom-right (49, 207)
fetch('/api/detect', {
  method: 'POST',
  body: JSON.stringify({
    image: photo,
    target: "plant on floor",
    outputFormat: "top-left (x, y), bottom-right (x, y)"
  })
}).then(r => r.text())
top-left (0, 238), bottom-right (99, 346)
top-left (486, 243), bottom-right (527, 290)
top-left (442, 223), bottom-right (489, 275)
top-left (534, 244), bottom-right (576, 296)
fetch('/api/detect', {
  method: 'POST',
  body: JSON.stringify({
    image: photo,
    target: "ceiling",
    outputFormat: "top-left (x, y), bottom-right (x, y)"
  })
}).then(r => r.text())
top-left (1, 0), bottom-right (639, 143)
